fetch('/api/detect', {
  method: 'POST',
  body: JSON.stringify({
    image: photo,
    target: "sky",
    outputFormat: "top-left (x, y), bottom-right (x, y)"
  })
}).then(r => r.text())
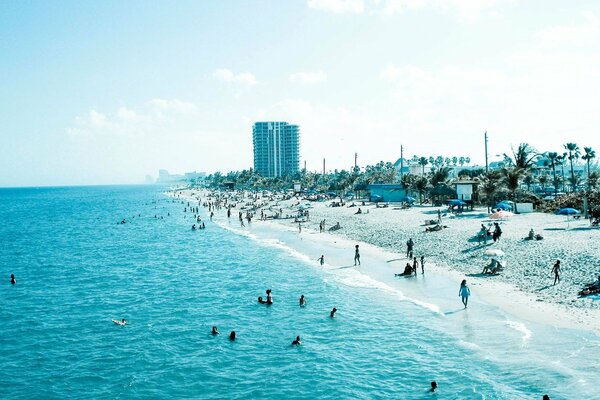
top-left (1, 0), bottom-right (600, 187)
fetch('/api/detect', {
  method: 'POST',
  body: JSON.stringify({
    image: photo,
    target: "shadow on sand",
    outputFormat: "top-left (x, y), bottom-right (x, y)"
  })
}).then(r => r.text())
top-left (444, 308), bottom-right (466, 315)
top-left (535, 284), bottom-right (554, 292)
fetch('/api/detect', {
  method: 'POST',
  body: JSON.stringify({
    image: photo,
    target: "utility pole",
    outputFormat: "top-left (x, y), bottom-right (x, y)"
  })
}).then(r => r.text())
top-left (354, 152), bottom-right (357, 170)
top-left (400, 144), bottom-right (404, 179)
top-left (323, 158), bottom-right (326, 175)
top-left (304, 160), bottom-right (306, 171)
top-left (484, 131), bottom-right (489, 174)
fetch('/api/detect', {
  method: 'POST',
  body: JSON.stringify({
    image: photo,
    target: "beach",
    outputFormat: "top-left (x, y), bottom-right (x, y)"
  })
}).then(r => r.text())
top-left (189, 189), bottom-right (600, 335)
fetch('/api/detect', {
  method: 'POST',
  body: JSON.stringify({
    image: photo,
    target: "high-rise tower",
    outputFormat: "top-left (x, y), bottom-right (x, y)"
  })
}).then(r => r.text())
top-left (252, 122), bottom-right (300, 178)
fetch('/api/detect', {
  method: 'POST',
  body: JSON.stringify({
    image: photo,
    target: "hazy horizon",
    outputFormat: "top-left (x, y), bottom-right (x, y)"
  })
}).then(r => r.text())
top-left (2, 0), bottom-right (600, 187)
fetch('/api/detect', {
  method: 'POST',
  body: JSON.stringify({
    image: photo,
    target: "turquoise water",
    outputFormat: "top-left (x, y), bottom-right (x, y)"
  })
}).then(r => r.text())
top-left (1, 185), bottom-right (598, 399)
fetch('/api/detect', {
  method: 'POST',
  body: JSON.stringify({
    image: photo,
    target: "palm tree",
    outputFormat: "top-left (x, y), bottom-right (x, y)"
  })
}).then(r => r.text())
top-left (465, 157), bottom-right (471, 165)
top-left (418, 157), bottom-right (429, 175)
top-left (564, 143), bottom-right (580, 192)
top-left (506, 143), bottom-right (538, 169)
top-left (477, 171), bottom-right (501, 213)
top-left (589, 171), bottom-right (599, 191)
top-left (412, 176), bottom-right (429, 204)
top-left (435, 156), bottom-right (445, 168)
top-left (430, 167), bottom-right (451, 186)
top-left (546, 151), bottom-right (559, 196)
top-left (428, 156), bottom-right (435, 167)
top-left (459, 156), bottom-right (465, 167)
top-left (445, 157), bottom-right (452, 166)
top-left (538, 173), bottom-right (549, 192)
top-left (502, 167), bottom-right (525, 213)
top-left (557, 153), bottom-right (567, 192)
top-left (582, 147), bottom-right (596, 192)
top-left (523, 173), bottom-right (535, 192)
top-left (452, 156), bottom-right (458, 166)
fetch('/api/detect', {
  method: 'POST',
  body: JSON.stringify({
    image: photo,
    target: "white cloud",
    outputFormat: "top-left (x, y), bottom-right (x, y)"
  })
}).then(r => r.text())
top-left (309, 0), bottom-right (515, 20)
top-left (66, 99), bottom-right (200, 138)
top-left (212, 68), bottom-right (257, 85)
top-left (534, 11), bottom-right (600, 47)
top-left (289, 71), bottom-right (328, 84)
top-left (307, 0), bottom-right (364, 14)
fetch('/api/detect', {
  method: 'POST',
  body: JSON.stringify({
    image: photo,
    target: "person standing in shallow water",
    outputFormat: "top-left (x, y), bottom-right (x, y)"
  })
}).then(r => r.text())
top-left (551, 260), bottom-right (561, 285)
top-left (406, 238), bottom-right (414, 258)
top-left (317, 255), bottom-right (324, 266)
top-left (354, 245), bottom-right (360, 266)
top-left (420, 256), bottom-right (425, 274)
top-left (10, 274), bottom-right (16, 284)
top-left (459, 279), bottom-right (471, 308)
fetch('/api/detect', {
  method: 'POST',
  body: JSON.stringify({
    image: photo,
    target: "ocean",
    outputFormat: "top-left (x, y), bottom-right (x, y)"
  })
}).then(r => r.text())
top-left (0, 185), bottom-right (598, 399)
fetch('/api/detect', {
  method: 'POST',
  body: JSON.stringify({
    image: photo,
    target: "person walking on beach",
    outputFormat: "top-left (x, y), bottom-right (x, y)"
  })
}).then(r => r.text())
top-left (551, 260), bottom-right (561, 285)
top-left (406, 238), bottom-right (414, 258)
top-left (493, 223), bottom-right (502, 243)
top-left (459, 279), bottom-right (471, 308)
top-left (420, 256), bottom-right (425, 274)
top-left (317, 255), bottom-right (325, 266)
top-left (354, 245), bottom-right (361, 266)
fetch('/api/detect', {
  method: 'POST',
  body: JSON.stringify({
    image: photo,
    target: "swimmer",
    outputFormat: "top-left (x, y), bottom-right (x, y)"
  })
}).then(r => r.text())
top-left (10, 274), bottom-right (16, 285)
top-left (430, 381), bottom-right (437, 392)
top-left (330, 307), bottom-right (337, 318)
top-left (211, 326), bottom-right (219, 335)
top-left (229, 331), bottom-right (236, 341)
top-left (292, 336), bottom-right (301, 346)
top-left (542, 395), bottom-right (550, 400)
top-left (299, 295), bottom-right (306, 306)
top-left (258, 296), bottom-right (266, 304)
top-left (112, 318), bottom-right (127, 326)
top-left (266, 289), bottom-right (273, 304)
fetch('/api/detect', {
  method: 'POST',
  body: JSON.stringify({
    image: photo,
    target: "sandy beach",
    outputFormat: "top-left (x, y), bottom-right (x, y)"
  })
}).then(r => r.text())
top-left (182, 189), bottom-right (600, 335)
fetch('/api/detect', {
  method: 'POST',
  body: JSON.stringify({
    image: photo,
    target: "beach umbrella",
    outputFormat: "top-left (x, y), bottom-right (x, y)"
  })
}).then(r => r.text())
top-left (490, 210), bottom-right (513, 219)
top-left (345, 191), bottom-right (355, 197)
top-left (557, 208), bottom-right (580, 215)
top-left (370, 194), bottom-right (383, 202)
top-left (448, 199), bottom-right (466, 206)
top-left (494, 203), bottom-right (513, 211)
top-left (484, 249), bottom-right (505, 257)
top-left (401, 195), bottom-right (416, 203)
top-left (327, 191), bottom-right (337, 197)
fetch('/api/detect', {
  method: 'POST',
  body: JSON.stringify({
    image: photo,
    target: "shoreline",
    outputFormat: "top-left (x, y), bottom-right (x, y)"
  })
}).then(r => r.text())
top-left (179, 189), bottom-right (600, 336)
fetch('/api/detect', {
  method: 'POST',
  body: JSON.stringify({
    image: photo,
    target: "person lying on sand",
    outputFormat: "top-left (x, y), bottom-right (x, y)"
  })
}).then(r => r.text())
top-left (425, 224), bottom-right (447, 232)
top-left (579, 275), bottom-right (600, 296)
top-left (355, 208), bottom-right (362, 214)
top-left (329, 222), bottom-right (341, 231)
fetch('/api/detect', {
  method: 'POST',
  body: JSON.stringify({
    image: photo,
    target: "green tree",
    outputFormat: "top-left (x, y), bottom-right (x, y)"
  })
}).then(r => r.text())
top-left (418, 157), bottom-right (429, 175)
top-left (582, 147), bottom-right (596, 192)
top-left (546, 152), bottom-right (560, 196)
top-left (505, 143), bottom-right (538, 169)
top-left (564, 143), bottom-right (580, 192)
top-left (502, 167), bottom-right (525, 212)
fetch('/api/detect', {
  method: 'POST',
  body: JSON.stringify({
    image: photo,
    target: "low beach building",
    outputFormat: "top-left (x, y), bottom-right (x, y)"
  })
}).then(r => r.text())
top-left (367, 184), bottom-right (408, 202)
